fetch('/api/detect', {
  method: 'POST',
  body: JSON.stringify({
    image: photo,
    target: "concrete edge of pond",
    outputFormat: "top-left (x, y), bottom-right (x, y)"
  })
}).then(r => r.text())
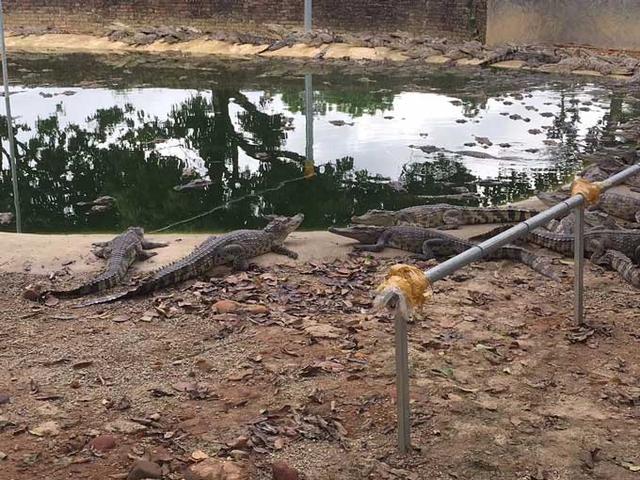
top-left (3, 33), bottom-right (637, 83)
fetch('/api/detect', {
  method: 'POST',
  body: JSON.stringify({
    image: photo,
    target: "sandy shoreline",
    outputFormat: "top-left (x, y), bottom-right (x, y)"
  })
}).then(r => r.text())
top-left (0, 226), bottom-right (505, 276)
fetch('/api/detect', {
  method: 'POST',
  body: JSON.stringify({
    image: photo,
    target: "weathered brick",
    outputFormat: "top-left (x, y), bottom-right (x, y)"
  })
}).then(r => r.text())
top-left (3, 0), bottom-right (487, 41)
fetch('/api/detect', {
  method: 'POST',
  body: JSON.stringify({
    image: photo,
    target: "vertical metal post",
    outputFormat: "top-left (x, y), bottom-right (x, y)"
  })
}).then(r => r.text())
top-left (574, 206), bottom-right (585, 325)
top-left (394, 306), bottom-right (411, 453)
top-left (304, 0), bottom-right (312, 32)
top-left (304, 73), bottom-right (314, 164)
top-left (0, 0), bottom-right (21, 233)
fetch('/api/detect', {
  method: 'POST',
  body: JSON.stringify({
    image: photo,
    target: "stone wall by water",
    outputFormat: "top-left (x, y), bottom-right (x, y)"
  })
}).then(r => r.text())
top-left (487, 0), bottom-right (640, 51)
top-left (3, 0), bottom-right (486, 40)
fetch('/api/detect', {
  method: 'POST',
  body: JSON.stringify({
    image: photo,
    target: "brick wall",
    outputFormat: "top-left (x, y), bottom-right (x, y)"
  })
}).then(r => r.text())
top-left (3, 0), bottom-right (487, 41)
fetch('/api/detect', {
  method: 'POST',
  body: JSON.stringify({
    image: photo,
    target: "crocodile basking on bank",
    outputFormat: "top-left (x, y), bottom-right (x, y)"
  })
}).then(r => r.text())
top-left (527, 228), bottom-right (640, 263)
top-left (351, 203), bottom-right (540, 229)
top-left (77, 214), bottom-right (304, 306)
top-left (592, 249), bottom-right (640, 289)
top-left (329, 224), bottom-right (560, 281)
top-left (537, 190), bottom-right (640, 223)
top-left (47, 227), bottom-right (167, 298)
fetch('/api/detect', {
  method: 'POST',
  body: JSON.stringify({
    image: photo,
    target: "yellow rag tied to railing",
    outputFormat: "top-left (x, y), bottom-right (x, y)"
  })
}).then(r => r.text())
top-left (375, 264), bottom-right (432, 315)
top-left (570, 177), bottom-right (602, 205)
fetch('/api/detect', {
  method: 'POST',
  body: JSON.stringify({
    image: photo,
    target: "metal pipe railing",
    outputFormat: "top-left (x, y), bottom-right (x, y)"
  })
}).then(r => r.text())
top-left (388, 162), bottom-right (640, 454)
top-left (425, 163), bottom-right (640, 284)
top-left (0, 0), bottom-right (21, 233)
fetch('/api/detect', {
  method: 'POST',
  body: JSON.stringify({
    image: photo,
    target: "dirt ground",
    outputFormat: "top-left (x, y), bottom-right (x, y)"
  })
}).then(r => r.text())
top-left (1, 227), bottom-right (640, 480)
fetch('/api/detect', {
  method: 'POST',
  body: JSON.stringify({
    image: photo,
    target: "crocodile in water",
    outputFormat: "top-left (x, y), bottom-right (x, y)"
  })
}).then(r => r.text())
top-left (329, 224), bottom-right (560, 281)
top-left (77, 214), bottom-right (304, 306)
top-left (48, 227), bottom-right (167, 298)
top-left (351, 203), bottom-right (540, 228)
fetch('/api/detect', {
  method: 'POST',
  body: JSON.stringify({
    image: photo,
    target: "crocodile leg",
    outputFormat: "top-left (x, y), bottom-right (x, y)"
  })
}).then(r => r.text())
top-left (421, 238), bottom-right (449, 259)
top-left (223, 244), bottom-right (250, 271)
top-left (587, 238), bottom-right (607, 265)
top-left (142, 240), bottom-right (169, 250)
top-left (440, 209), bottom-right (463, 229)
top-left (271, 245), bottom-right (299, 259)
top-left (136, 250), bottom-right (158, 260)
top-left (354, 230), bottom-right (392, 252)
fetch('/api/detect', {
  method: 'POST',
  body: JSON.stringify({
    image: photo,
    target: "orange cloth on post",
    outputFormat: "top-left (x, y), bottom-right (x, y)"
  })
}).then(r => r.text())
top-left (570, 177), bottom-right (602, 205)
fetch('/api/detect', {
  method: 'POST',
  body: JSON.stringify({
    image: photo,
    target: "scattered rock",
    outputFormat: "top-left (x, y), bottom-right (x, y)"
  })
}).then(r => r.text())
top-left (89, 434), bottom-right (118, 453)
top-left (191, 450), bottom-right (210, 461)
top-left (272, 461), bottom-right (300, 480)
top-left (29, 421), bottom-right (60, 437)
top-left (212, 300), bottom-right (269, 315)
top-left (189, 458), bottom-right (248, 480)
top-left (528, 129), bottom-right (542, 135)
top-left (0, 451), bottom-right (6, 461)
top-left (105, 419), bottom-right (147, 434)
top-left (0, 393), bottom-right (9, 405)
top-left (127, 459), bottom-right (162, 480)
top-left (194, 358), bottom-right (214, 372)
top-left (227, 436), bottom-right (250, 450)
top-left (303, 323), bottom-right (343, 339)
top-left (22, 283), bottom-right (43, 301)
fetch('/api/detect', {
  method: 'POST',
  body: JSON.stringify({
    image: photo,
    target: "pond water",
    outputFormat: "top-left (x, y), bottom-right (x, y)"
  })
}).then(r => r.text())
top-left (0, 54), bottom-right (635, 233)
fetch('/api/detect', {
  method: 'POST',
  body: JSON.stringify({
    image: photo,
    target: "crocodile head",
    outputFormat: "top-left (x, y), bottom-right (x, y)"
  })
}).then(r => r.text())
top-left (351, 209), bottom-right (397, 226)
top-left (264, 213), bottom-right (305, 243)
top-left (536, 190), bottom-right (570, 207)
top-left (126, 226), bottom-right (145, 238)
top-left (329, 225), bottom-right (386, 244)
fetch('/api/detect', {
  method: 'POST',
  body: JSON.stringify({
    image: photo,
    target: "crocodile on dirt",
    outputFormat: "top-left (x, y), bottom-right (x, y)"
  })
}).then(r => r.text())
top-left (592, 249), bottom-right (640, 289)
top-left (537, 190), bottom-right (640, 223)
top-left (527, 228), bottom-right (640, 264)
top-left (351, 203), bottom-right (540, 229)
top-left (329, 224), bottom-right (561, 281)
top-left (46, 227), bottom-right (167, 299)
top-left (77, 214), bottom-right (304, 307)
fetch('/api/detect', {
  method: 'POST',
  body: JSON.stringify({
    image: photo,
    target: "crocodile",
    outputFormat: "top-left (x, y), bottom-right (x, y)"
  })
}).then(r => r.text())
top-left (351, 203), bottom-right (540, 229)
top-left (47, 227), bottom-right (167, 298)
top-left (591, 249), bottom-right (640, 289)
top-left (537, 190), bottom-right (640, 223)
top-left (527, 228), bottom-right (640, 264)
top-left (77, 214), bottom-right (304, 307)
top-left (329, 225), bottom-right (560, 281)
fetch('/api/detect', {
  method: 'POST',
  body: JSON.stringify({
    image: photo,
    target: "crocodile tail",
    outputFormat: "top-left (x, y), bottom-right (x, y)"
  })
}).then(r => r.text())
top-left (496, 246), bottom-right (561, 281)
top-left (73, 286), bottom-right (141, 308)
top-left (601, 250), bottom-right (640, 289)
top-left (49, 271), bottom-right (120, 299)
top-left (527, 229), bottom-right (574, 255)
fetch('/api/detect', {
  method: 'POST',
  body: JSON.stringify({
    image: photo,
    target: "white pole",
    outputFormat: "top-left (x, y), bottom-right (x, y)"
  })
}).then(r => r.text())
top-left (0, 0), bottom-right (21, 233)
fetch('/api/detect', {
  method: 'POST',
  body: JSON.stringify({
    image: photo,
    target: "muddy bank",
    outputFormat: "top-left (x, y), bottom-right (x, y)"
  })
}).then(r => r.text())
top-left (0, 224), bottom-right (512, 276)
top-left (5, 28), bottom-right (640, 84)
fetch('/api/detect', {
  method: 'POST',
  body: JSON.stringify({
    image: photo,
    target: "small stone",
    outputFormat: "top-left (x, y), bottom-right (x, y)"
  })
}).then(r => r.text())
top-left (230, 450), bottom-right (249, 460)
top-left (227, 436), bottom-right (249, 450)
top-left (190, 458), bottom-right (248, 480)
top-left (195, 358), bottom-right (214, 372)
top-left (0, 393), bottom-right (9, 405)
top-left (212, 300), bottom-right (240, 313)
top-left (192, 450), bottom-right (209, 461)
top-left (29, 421), bottom-right (60, 437)
top-left (0, 451), bottom-right (6, 460)
top-left (127, 459), bottom-right (162, 480)
top-left (105, 419), bottom-right (147, 434)
top-left (272, 461), bottom-right (300, 480)
top-left (243, 304), bottom-right (269, 314)
top-left (22, 284), bottom-right (43, 301)
top-left (89, 434), bottom-right (118, 453)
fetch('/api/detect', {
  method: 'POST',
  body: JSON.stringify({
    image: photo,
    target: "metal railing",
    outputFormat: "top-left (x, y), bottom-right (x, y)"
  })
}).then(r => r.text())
top-left (0, 0), bottom-right (21, 233)
top-left (387, 162), bottom-right (640, 453)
